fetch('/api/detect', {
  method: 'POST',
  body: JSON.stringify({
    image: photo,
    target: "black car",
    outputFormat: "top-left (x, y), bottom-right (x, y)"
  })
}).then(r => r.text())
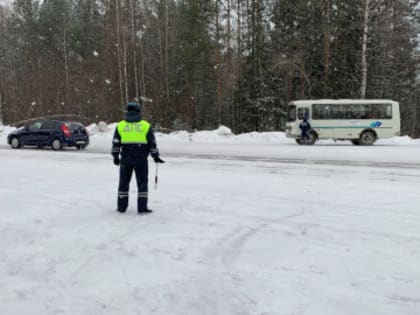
top-left (7, 119), bottom-right (89, 150)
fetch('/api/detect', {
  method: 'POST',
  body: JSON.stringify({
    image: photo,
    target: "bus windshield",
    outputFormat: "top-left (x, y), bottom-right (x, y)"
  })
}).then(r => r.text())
top-left (287, 105), bottom-right (296, 122)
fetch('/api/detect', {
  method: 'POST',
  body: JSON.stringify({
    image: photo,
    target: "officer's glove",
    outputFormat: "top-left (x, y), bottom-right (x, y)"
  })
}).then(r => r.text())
top-left (113, 156), bottom-right (120, 166)
top-left (153, 156), bottom-right (165, 164)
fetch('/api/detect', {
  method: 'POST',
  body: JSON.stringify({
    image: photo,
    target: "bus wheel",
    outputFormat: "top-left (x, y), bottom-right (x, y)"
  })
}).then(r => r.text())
top-left (306, 131), bottom-right (317, 145)
top-left (359, 130), bottom-right (376, 145)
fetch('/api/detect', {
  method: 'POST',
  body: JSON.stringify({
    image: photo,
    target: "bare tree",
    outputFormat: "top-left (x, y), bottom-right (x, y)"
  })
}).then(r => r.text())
top-left (323, 0), bottom-right (331, 95)
top-left (360, 0), bottom-right (370, 99)
top-left (0, 6), bottom-right (4, 125)
top-left (0, 87), bottom-right (3, 125)
top-left (215, 0), bottom-right (223, 125)
top-left (234, 0), bottom-right (242, 132)
top-left (129, 0), bottom-right (140, 100)
top-left (115, 0), bottom-right (125, 108)
top-left (122, 15), bottom-right (129, 103)
top-left (164, 0), bottom-right (170, 116)
top-left (138, 0), bottom-right (147, 97)
top-left (225, 0), bottom-right (234, 127)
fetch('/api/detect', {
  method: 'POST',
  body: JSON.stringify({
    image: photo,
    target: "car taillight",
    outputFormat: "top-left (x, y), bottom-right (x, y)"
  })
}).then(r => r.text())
top-left (61, 124), bottom-right (72, 137)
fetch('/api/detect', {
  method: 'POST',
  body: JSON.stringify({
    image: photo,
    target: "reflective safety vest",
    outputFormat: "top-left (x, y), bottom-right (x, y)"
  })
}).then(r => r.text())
top-left (117, 120), bottom-right (151, 144)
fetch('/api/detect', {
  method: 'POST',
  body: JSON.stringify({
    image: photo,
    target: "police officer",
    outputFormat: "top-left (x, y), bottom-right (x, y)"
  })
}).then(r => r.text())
top-left (112, 101), bottom-right (164, 214)
top-left (299, 113), bottom-right (311, 144)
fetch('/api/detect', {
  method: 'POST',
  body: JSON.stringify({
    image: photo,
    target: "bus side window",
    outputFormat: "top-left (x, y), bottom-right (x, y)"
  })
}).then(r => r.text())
top-left (360, 104), bottom-right (369, 119)
top-left (313, 105), bottom-right (321, 119)
top-left (385, 104), bottom-right (392, 119)
top-left (313, 104), bottom-right (329, 119)
top-left (371, 104), bottom-right (381, 118)
top-left (353, 105), bottom-right (363, 119)
top-left (322, 105), bottom-right (330, 119)
top-left (335, 105), bottom-right (344, 119)
top-left (343, 105), bottom-right (352, 119)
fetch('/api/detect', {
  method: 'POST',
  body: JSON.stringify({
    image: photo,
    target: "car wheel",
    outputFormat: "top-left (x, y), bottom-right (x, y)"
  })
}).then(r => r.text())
top-left (51, 139), bottom-right (62, 150)
top-left (10, 137), bottom-right (21, 149)
top-left (76, 144), bottom-right (86, 150)
top-left (359, 130), bottom-right (376, 145)
top-left (351, 139), bottom-right (360, 145)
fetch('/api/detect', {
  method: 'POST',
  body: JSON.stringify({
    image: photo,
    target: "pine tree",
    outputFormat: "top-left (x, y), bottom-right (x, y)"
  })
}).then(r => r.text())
top-left (174, 0), bottom-right (217, 129)
top-left (4, 0), bottom-right (42, 120)
top-left (72, 0), bottom-right (104, 119)
top-left (0, 4), bottom-right (7, 124)
top-left (367, 0), bottom-right (417, 135)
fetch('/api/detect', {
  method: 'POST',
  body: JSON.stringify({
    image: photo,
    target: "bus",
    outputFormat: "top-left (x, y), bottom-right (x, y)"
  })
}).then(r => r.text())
top-left (285, 99), bottom-right (400, 145)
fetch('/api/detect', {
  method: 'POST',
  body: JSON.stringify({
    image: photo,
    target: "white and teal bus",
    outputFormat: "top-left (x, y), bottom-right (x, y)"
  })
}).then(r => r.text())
top-left (285, 99), bottom-right (400, 145)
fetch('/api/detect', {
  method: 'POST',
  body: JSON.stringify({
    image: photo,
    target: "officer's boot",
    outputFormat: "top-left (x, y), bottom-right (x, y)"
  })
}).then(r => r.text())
top-left (117, 191), bottom-right (129, 212)
top-left (137, 192), bottom-right (152, 213)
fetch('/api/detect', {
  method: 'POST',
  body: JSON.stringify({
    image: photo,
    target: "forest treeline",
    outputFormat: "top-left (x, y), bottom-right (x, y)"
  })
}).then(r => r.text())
top-left (0, 0), bottom-right (419, 135)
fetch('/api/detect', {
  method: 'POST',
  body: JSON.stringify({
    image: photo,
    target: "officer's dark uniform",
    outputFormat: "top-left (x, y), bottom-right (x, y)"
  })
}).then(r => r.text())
top-left (299, 115), bottom-right (311, 143)
top-left (111, 102), bottom-right (164, 213)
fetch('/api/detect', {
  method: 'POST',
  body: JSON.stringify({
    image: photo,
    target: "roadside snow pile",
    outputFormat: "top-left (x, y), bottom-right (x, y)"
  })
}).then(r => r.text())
top-left (162, 126), bottom-right (235, 143)
top-left (97, 121), bottom-right (108, 132)
top-left (377, 135), bottom-right (420, 146)
top-left (89, 123), bottom-right (288, 144)
top-left (0, 125), bottom-right (17, 143)
top-left (84, 122), bottom-right (420, 147)
top-left (0, 125), bottom-right (16, 134)
top-left (87, 122), bottom-right (115, 136)
top-left (157, 125), bottom-right (291, 144)
top-left (233, 131), bottom-right (290, 144)
top-left (216, 125), bottom-right (233, 136)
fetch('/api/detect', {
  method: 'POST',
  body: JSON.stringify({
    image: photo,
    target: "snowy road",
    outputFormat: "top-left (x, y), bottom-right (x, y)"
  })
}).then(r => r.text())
top-left (3, 142), bottom-right (420, 169)
top-left (1, 142), bottom-right (420, 315)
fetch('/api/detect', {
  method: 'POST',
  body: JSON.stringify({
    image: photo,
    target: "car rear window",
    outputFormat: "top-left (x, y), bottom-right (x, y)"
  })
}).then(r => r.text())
top-left (69, 123), bottom-right (84, 131)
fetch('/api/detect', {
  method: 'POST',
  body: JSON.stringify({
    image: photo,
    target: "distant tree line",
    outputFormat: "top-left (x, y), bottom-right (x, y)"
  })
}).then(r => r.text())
top-left (0, 0), bottom-right (419, 135)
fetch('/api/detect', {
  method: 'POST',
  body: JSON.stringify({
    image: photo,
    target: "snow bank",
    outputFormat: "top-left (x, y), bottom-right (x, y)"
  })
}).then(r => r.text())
top-left (91, 123), bottom-right (418, 146)
top-left (377, 135), bottom-right (420, 145)
top-left (155, 125), bottom-right (292, 144)
top-left (86, 122), bottom-right (116, 136)
top-left (0, 125), bottom-right (17, 143)
top-left (86, 123), bottom-right (292, 145)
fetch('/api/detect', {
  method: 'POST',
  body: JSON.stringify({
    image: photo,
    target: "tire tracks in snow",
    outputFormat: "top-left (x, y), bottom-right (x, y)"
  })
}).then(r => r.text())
top-left (189, 209), bottom-right (307, 314)
top-left (219, 210), bottom-right (306, 269)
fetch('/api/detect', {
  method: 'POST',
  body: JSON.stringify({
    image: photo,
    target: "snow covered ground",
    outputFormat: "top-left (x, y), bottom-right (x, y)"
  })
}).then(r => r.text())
top-left (1, 125), bottom-right (420, 315)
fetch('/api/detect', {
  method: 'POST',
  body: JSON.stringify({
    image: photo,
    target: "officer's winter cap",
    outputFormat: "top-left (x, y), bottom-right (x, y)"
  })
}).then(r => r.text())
top-left (126, 102), bottom-right (141, 112)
